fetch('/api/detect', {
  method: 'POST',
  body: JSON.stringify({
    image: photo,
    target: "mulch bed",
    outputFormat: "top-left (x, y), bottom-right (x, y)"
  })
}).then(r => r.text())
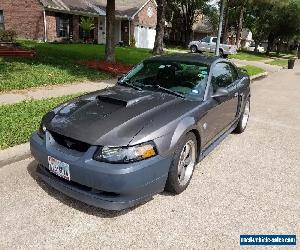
top-left (79, 60), bottom-right (133, 76)
top-left (0, 45), bottom-right (35, 57)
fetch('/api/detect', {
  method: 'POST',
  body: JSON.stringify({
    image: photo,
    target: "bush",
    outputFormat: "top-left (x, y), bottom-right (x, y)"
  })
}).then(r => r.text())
top-left (0, 30), bottom-right (17, 42)
top-left (130, 36), bottom-right (136, 48)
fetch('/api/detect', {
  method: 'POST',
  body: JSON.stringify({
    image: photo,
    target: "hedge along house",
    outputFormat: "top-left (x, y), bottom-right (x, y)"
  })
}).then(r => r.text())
top-left (0, 0), bottom-right (157, 49)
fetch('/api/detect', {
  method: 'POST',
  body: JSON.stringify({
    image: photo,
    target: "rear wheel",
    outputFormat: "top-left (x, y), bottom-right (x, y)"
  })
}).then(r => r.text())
top-left (234, 97), bottom-right (250, 134)
top-left (165, 132), bottom-right (197, 194)
top-left (190, 45), bottom-right (198, 53)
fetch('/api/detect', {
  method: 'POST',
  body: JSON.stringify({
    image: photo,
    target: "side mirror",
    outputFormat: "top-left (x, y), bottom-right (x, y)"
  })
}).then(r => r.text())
top-left (211, 87), bottom-right (229, 100)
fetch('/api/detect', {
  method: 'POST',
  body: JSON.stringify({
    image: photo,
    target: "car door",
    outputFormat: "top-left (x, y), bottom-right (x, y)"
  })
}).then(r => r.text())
top-left (201, 62), bottom-right (239, 147)
top-left (199, 37), bottom-right (211, 52)
top-left (210, 37), bottom-right (217, 52)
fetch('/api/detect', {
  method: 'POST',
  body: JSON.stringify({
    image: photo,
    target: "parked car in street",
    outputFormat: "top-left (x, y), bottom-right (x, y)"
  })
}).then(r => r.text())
top-left (188, 36), bottom-right (237, 57)
top-left (246, 42), bottom-right (265, 53)
top-left (30, 54), bottom-right (250, 211)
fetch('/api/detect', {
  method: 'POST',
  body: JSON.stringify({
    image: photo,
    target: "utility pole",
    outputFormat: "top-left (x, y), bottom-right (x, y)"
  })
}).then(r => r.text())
top-left (215, 0), bottom-right (225, 56)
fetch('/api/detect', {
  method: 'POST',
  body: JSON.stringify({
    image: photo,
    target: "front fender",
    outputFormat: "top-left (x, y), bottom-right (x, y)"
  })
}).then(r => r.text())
top-left (154, 116), bottom-right (198, 158)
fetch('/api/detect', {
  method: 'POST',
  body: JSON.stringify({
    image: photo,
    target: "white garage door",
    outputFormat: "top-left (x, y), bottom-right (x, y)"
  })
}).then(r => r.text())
top-left (134, 26), bottom-right (156, 49)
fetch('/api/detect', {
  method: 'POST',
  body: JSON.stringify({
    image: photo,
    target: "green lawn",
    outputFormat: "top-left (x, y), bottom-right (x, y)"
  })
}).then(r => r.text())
top-left (240, 65), bottom-right (266, 76)
top-left (0, 94), bottom-right (79, 150)
top-left (229, 51), bottom-right (296, 62)
top-left (229, 51), bottom-right (268, 61)
top-left (266, 59), bottom-right (288, 67)
top-left (0, 41), bottom-right (153, 92)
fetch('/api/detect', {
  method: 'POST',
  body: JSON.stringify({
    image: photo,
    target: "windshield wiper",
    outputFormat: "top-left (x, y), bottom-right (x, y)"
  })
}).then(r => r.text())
top-left (145, 84), bottom-right (185, 98)
top-left (119, 81), bottom-right (142, 91)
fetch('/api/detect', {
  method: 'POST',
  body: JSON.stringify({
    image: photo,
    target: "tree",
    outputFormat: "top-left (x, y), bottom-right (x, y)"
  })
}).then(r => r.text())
top-left (79, 17), bottom-right (95, 42)
top-left (166, 0), bottom-right (208, 45)
top-left (105, 0), bottom-right (115, 63)
top-left (153, 0), bottom-right (167, 55)
top-left (244, 0), bottom-right (298, 54)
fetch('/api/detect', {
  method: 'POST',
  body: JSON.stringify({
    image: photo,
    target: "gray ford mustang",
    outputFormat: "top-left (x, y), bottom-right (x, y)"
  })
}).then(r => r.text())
top-left (30, 54), bottom-right (250, 210)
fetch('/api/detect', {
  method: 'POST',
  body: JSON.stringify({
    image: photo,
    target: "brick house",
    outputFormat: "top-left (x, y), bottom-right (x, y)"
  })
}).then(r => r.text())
top-left (0, 0), bottom-right (157, 49)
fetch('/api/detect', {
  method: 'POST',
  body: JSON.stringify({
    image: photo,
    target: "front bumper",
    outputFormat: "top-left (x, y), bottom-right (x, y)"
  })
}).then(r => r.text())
top-left (30, 132), bottom-right (172, 210)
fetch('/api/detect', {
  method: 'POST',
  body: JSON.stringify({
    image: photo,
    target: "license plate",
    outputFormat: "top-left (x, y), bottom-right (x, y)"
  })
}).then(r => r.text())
top-left (48, 156), bottom-right (71, 181)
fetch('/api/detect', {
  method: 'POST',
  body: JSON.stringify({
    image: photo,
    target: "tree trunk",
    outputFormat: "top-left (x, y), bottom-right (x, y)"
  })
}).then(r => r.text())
top-left (276, 41), bottom-right (281, 55)
top-left (105, 0), bottom-right (115, 63)
top-left (153, 0), bottom-right (166, 55)
top-left (184, 28), bottom-right (192, 45)
top-left (254, 42), bottom-right (259, 53)
top-left (222, 0), bottom-right (229, 44)
top-left (236, 5), bottom-right (245, 49)
top-left (266, 33), bottom-right (274, 55)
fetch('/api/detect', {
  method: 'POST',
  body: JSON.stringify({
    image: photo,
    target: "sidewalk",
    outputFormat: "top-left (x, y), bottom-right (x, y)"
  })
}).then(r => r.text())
top-left (230, 58), bottom-right (282, 73)
top-left (0, 79), bottom-right (117, 105)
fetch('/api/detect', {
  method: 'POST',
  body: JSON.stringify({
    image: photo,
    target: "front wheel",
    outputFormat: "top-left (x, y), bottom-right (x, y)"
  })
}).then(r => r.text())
top-left (165, 132), bottom-right (197, 194)
top-left (234, 97), bottom-right (250, 134)
top-left (190, 45), bottom-right (198, 53)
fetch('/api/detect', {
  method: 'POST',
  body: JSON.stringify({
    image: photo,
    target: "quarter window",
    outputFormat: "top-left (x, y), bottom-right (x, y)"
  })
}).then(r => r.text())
top-left (211, 63), bottom-right (233, 91)
top-left (0, 10), bottom-right (4, 30)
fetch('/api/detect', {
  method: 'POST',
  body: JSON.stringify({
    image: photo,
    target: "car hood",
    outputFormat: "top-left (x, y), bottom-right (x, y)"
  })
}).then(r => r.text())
top-left (46, 85), bottom-right (182, 146)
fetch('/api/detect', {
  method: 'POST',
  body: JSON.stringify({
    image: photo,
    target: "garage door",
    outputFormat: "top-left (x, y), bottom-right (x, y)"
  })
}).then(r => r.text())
top-left (134, 26), bottom-right (156, 49)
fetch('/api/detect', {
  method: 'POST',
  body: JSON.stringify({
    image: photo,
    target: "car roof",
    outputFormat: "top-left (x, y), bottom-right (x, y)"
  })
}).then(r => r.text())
top-left (144, 53), bottom-right (221, 66)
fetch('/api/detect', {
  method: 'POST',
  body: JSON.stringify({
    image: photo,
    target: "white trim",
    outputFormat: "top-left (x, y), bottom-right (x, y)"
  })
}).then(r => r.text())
top-left (119, 20), bottom-right (122, 41)
top-left (131, 0), bottom-right (157, 19)
top-left (42, 8), bottom-right (47, 42)
top-left (128, 20), bottom-right (131, 44)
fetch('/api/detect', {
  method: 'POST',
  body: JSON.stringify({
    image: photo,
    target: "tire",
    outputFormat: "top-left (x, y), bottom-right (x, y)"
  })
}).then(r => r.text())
top-left (165, 132), bottom-right (198, 194)
top-left (190, 45), bottom-right (198, 53)
top-left (219, 49), bottom-right (224, 58)
top-left (234, 97), bottom-right (250, 134)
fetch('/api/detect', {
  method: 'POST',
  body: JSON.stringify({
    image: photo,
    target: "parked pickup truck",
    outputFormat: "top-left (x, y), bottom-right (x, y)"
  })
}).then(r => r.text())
top-left (188, 36), bottom-right (237, 57)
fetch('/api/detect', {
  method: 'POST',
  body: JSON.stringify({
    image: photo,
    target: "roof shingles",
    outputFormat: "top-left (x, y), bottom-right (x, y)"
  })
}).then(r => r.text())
top-left (40, 0), bottom-right (150, 17)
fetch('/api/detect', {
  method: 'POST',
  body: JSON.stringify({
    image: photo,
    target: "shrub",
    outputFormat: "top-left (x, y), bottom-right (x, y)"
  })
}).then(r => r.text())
top-left (130, 36), bottom-right (136, 48)
top-left (0, 30), bottom-right (17, 42)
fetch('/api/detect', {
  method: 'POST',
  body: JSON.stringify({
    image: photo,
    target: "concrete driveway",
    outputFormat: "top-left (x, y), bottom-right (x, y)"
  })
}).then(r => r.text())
top-left (0, 66), bottom-right (299, 250)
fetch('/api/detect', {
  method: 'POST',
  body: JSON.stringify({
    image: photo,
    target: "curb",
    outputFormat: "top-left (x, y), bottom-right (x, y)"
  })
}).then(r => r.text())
top-left (250, 72), bottom-right (268, 81)
top-left (0, 143), bottom-right (31, 168)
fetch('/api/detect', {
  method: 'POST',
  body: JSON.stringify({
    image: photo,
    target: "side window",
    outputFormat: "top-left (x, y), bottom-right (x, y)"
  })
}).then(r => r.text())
top-left (211, 63), bottom-right (233, 92)
top-left (201, 37), bottom-right (210, 43)
top-left (212, 37), bottom-right (217, 43)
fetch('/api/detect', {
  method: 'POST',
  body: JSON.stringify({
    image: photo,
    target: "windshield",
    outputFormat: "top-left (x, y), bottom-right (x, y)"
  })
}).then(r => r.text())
top-left (121, 61), bottom-right (210, 99)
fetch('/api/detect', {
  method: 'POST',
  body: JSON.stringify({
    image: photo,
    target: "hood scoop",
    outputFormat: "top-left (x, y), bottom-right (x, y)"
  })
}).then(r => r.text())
top-left (97, 96), bottom-right (127, 107)
top-left (97, 94), bottom-right (153, 107)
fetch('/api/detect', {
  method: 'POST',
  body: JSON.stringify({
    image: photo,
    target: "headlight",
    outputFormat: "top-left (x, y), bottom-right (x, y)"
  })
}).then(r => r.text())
top-left (37, 123), bottom-right (47, 139)
top-left (37, 112), bottom-right (55, 139)
top-left (93, 142), bottom-right (157, 163)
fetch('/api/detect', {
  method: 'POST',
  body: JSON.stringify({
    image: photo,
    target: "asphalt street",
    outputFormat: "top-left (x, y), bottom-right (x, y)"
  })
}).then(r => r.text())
top-left (0, 66), bottom-right (299, 250)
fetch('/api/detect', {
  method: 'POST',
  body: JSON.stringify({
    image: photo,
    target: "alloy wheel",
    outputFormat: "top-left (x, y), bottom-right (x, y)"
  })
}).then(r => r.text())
top-left (177, 140), bottom-right (196, 186)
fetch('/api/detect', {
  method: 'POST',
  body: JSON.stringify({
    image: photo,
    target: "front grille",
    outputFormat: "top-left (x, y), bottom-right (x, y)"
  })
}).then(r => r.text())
top-left (49, 130), bottom-right (91, 152)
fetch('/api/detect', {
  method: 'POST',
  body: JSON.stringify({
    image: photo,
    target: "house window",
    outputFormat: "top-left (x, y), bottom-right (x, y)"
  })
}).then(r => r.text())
top-left (56, 16), bottom-right (70, 37)
top-left (0, 10), bottom-right (4, 30)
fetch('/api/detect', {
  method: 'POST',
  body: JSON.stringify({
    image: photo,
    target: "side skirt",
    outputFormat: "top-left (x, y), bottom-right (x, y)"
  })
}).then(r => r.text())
top-left (197, 121), bottom-right (238, 162)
